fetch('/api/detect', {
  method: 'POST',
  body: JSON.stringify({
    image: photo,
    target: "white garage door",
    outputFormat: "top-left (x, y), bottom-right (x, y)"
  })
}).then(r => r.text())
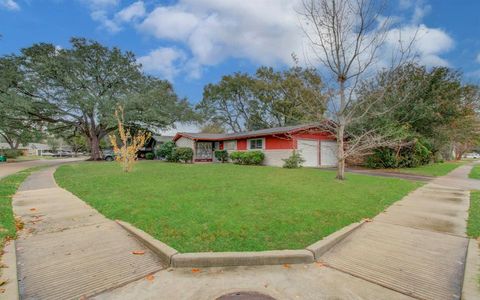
top-left (297, 139), bottom-right (319, 167)
top-left (320, 141), bottom-right (338, 166)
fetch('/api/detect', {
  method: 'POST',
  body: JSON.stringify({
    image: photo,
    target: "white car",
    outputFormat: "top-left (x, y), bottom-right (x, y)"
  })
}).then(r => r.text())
top-left (464, 152), bottom-right (480, 159)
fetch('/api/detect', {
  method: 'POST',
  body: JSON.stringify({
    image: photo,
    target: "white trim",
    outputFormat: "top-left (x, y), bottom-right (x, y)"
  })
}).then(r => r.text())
top-left (247, 138), bottom-right (265, 150)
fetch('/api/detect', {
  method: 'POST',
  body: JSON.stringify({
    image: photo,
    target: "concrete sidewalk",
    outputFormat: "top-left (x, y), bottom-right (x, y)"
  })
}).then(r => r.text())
top-left (94, 164), bottom-right (478, 300)
top-left (12, 168), bottom-right (164, 300)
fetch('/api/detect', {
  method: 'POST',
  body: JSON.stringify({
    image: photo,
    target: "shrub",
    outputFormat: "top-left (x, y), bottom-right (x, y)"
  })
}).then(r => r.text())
top-left (230, 151), bottom-right (264, 165)
top-left (366, 148), bottom-right (398, 169)
top-left (0, 149), bottom-right (22, 159)
top-left (174, 147), bottom-right (193, 163)
top-left (145, 152), bottom-right (155, 160)
top-left (214, 150), bottom-right (229, 163)
top-left (365, 139), bottom-right (433, 169)
top-left (157, 141), bottom-right (177, 162)
top-left (282, 151), bottom-right (305, 168)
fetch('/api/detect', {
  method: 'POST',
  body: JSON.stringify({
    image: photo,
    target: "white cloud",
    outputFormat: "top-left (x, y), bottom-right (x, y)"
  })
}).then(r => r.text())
top-left (137, 47), bottom-right (188, 81)
top-left (386, 24), bottom-right (454, 67)
top-left (80, 0), bottom-right (121, 32)
top-left (115, 1), bottom-right (145, 23)
top-left (0, 0), bottom-right (20, 11)
top-left (138, 0), bottom-right (304, 69)
top-left (78, 0), bottom-right (453, 79)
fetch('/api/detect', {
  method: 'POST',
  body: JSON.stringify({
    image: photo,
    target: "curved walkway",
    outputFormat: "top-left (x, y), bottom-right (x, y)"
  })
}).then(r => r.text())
top-left (13, 167), bottom-right (163, 300)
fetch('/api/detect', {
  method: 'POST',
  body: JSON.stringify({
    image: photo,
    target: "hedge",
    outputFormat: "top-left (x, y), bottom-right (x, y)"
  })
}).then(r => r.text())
top-left (230, 151), bottom-right (264, 165)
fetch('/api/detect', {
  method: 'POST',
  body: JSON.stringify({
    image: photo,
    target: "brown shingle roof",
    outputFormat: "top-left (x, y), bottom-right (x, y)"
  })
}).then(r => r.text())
top-left (174, 123), bottom-right (326, 141)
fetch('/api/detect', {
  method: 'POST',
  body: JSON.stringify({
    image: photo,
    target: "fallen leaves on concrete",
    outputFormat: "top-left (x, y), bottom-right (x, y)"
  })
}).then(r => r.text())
top-left (131, 250), bottom-right (145, 255)
top-left (191, 268), bottom-right (201, 273)
top-left (145, 274), bottom-right (155, 282)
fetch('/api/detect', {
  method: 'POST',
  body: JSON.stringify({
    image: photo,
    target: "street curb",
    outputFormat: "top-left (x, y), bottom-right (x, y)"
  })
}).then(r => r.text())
top-left (306, 220), bottom-right (366, 260)
top-left (116, 220), bottom-right (179, 266)
top-left (171, 250), bottom-right (314, 268)
top-left (461, 238), bottom-right (480, 300)
top-left (117, 219), bottom-right (367, 268)
top-left (0, 240), bottom-right (19, 300)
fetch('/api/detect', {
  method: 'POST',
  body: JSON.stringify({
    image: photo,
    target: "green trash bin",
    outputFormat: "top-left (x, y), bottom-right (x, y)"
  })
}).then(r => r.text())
top-left (0, 155), bottom-right (6, 162)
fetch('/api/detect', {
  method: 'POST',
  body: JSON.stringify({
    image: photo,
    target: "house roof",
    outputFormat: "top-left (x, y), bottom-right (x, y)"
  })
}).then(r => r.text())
top-left (152, 135), bottom-right (174, 143)
top-left (173, 123), bottom-right (329, 141)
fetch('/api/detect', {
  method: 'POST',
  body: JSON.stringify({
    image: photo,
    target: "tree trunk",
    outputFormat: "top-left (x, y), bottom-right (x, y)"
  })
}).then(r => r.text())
top-left (336, 79), bottom-right (347, 180)
top-left (89, 134), bottom-right (102, 160)
top-left (336, 123), bottom-right (346, 180)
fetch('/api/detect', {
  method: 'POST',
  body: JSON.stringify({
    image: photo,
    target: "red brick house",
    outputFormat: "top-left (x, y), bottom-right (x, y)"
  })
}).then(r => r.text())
top-left (173, 124), bottom-right (338, 167)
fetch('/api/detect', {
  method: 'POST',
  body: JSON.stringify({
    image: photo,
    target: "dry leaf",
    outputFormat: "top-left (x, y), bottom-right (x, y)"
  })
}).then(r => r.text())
top-left (363, 218), bottom-right (373, 222)
top-left (191, 268), bottom-right (201, 273)
top-left (315, 261), bottom-right (325, 267)
top-left (282, 264), bottom-right (291, 269)
top-left (132, 250), bottom-right (145, 255)
top-left (79, 295), bottom-right (88, 300)
top-left (145, 274), bottom-right (155, 282)
top-left (0, 288), bottom-right (5, 294)
top-left (29, 208), bottom-right (37, 211)
top-left (0, 279), bottom-right (8, 286)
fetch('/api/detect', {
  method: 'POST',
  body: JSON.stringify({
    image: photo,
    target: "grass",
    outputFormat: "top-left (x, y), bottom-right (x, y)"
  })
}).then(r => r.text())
top-left (469, 165), bottom-right (480, 180)
top-left (393, 161), bottom-right (465, 177)
top-left (55, 162), bottom-right (422, 252)
top-left (0, 169), bottom-right (35, 250)
top-left (468, 191), bottom-right (480, 238)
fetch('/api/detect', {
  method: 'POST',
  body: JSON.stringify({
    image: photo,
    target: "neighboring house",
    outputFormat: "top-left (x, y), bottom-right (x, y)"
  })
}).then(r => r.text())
top-left (173, 124), bottom-right (338, 167)
top-left (0, 143), bottom-right (54, 156)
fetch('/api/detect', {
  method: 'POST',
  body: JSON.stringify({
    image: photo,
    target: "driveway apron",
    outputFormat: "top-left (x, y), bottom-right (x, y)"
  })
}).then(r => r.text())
top-left (12, 167), bottom-right (164, 300)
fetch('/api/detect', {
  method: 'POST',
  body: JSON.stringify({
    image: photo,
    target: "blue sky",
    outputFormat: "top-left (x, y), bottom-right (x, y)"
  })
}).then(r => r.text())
top-left (1, 0), bottom-right (480, 108)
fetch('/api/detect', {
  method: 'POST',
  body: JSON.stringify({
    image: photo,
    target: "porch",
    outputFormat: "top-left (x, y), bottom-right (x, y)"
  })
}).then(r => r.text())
top-left (193, 141), bottom-right (221, 162)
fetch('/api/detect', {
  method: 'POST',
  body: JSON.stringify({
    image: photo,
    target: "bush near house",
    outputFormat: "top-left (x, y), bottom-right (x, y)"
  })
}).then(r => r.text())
top-left (283, 151), bottom-right (305, 168)
top-left (214, 150), bottom-right (229, 163)
top-left (230, 151), bottom-right (264, 165)
top-left (173, 147), bottom-right (193, 163)
top-left (157, 141), bottom-right (177, 162)
top-left (366, 140), bottom-right (432, 169)
top-left (145, 152), bottom-right (155, 160)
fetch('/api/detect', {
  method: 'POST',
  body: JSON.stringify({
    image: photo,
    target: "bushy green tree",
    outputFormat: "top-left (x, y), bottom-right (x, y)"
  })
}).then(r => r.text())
top-left (197, 66), bottom-right (327, 132)
top-left (12, 38), bottom-right (193, 160)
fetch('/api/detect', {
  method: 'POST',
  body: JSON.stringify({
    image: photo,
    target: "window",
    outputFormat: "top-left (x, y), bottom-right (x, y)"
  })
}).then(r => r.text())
top-left (223, 140), bottom-right (237, 150)
top-left (249, 138), bottom-right (264, 150)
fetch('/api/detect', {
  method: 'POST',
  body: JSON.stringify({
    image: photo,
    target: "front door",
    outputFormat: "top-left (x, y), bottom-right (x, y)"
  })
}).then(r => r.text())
top-left (196, 142), bottom-right (213, 160)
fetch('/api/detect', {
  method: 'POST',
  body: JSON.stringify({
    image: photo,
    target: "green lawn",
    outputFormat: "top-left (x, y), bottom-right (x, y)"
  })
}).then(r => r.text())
top-left (55, 162), bottom-right (422, 252)
top-left (0, 169), bottom-right (34, 250)
top-left (394, 161), bottom-right (465, 177)
top-left (469, 165), bottom-right (480, 179)
top-left (467, 191), bottom-right (480, 238)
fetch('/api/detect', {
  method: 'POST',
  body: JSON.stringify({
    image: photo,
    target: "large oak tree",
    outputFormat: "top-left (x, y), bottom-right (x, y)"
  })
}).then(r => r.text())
top-left (12, 38), bottom-right (192, 160)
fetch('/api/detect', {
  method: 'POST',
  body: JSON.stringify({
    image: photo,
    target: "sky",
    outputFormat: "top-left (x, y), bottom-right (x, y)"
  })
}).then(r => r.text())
top-left (1, 0), bottom-right (480, 115)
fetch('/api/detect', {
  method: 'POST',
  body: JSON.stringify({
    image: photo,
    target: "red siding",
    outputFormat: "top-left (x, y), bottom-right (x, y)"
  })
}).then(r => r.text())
top-left (237, 139), bottom-right (247, 150)
top-left (231, 130), bottom-right (334, 151)
top-left (265, 135), bottom-right (295, 150)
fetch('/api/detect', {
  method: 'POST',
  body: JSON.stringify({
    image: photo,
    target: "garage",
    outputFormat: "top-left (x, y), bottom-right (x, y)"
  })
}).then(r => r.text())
top-left (320, 140), bottom-right (338, 166)
top-left (297, 139), bottom-right (338, 167)
top-left (297, 139), bottom-right (319, 167)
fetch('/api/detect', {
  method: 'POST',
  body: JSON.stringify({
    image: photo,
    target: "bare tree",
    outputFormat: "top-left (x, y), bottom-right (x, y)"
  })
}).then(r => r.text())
top-left (299, 0), bottom-right (417, 179)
